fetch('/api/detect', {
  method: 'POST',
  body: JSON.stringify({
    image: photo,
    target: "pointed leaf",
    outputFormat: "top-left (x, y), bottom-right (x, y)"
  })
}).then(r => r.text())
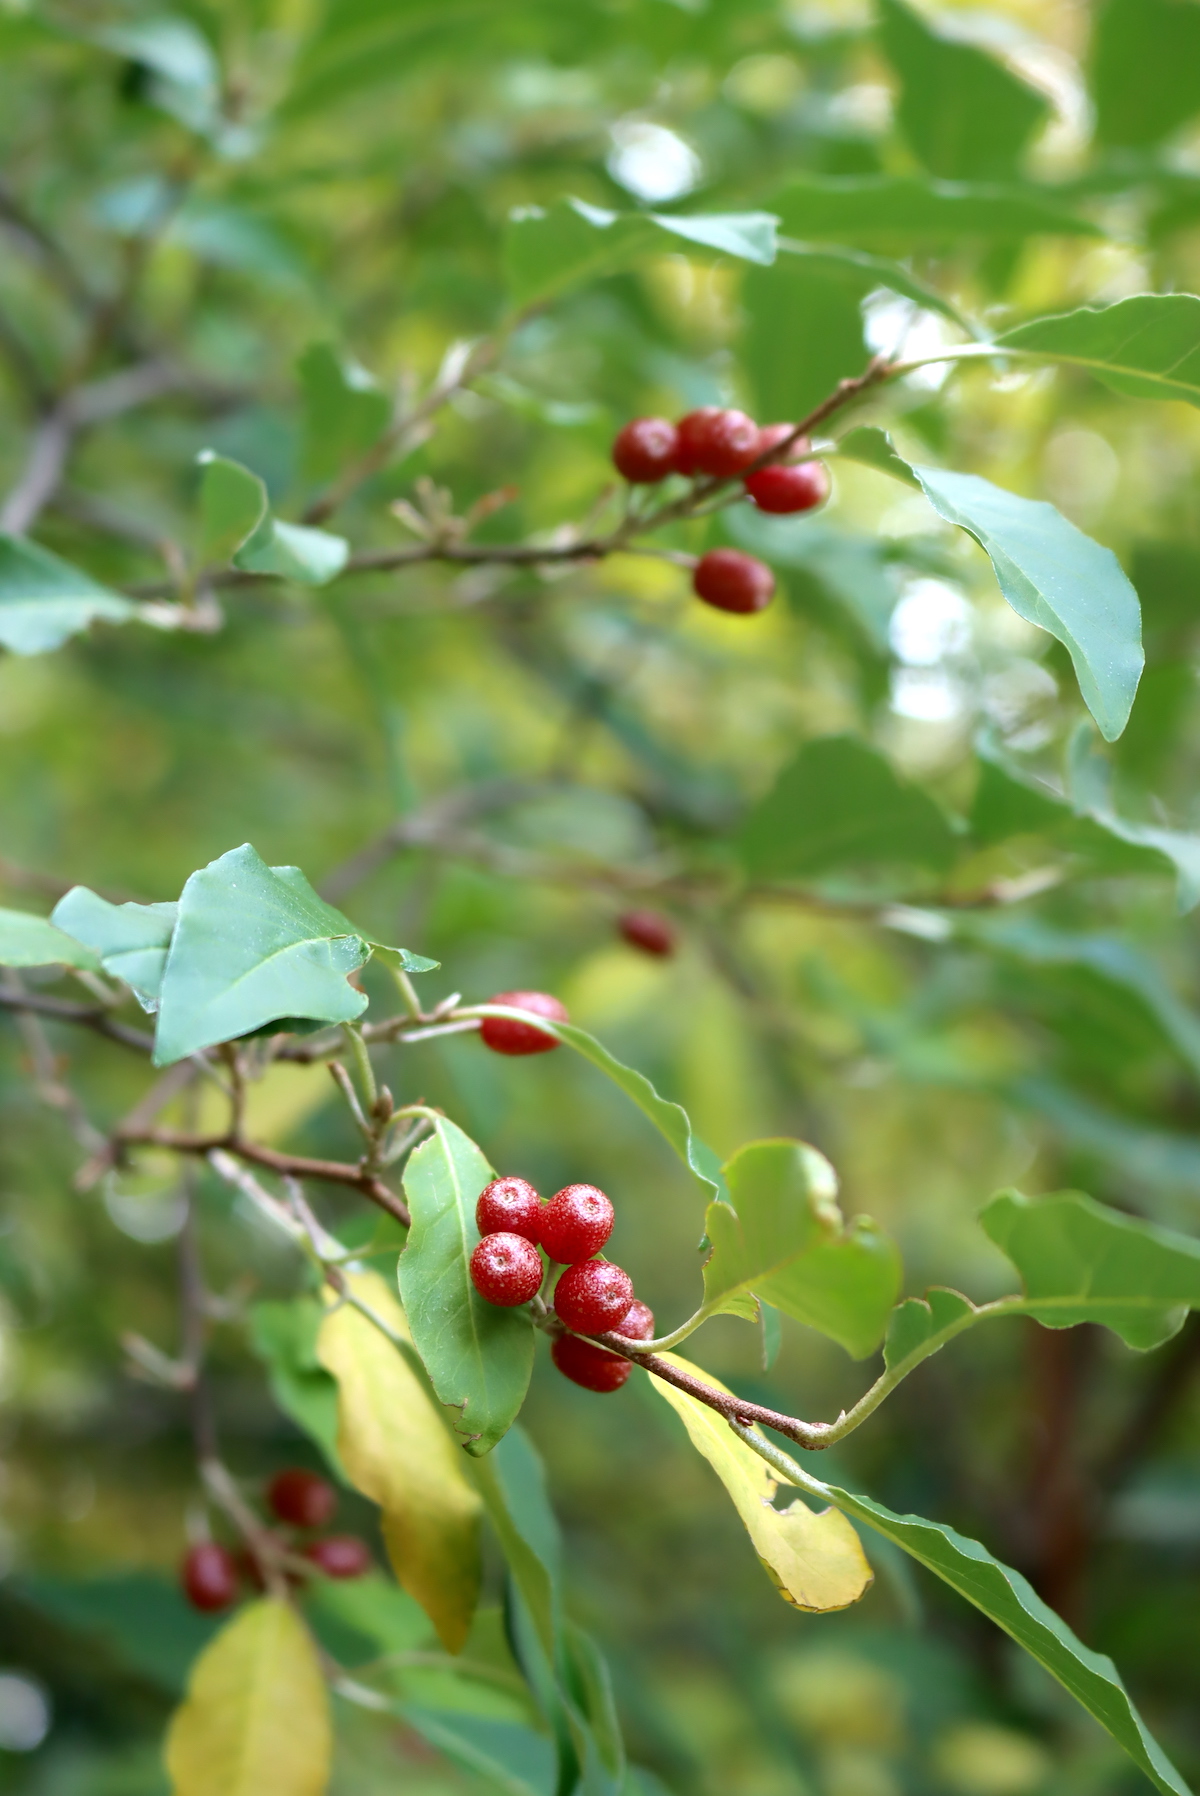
top-left (778, 241), bottom-right (975, 333)
top-left (770, 174), bottom-right (1101, 244)
top-left (398, 1117), bottom-right (534, 1456)
top-left (982, 1188), bottom-right (1200, 1351)
top-left (1091, 0), bottom-right (1200, 150)
top-left (164, 1599), bottom-right (331, 1796)
top-left (701, 1140), bottom-right (902, 1358)
top-left (650, 209), bottom-right (776, 264)
top-left (197, 453), bottom-right (268, 565)
top-left (0, 907), bottom-right (101, 970)
top-left (649, 1355), bottom-right (873, 1612)
top-left (233, 517), bottom-right (349, 587)
top-left (998, 295), bottom-right (1200, 409)
top-left (469, 1426), bottom-right (562, 1662)
top-left (912, 466), bottom-right (1143, 741)
top-left (298, 343), bottom-right (390, 483)
top-left (403, 1709), bottom-right (557, 1796)
top-left (835, 426), bottom-right (921, 487)
top-left (153, 845), bottom-right (371, 1064)
top-left (0, 535), bottom-right (135, 655)
top-left (317, 1270), bottom-right (482, 1650)
top-left (883, 1288), bottom-right (977, 1371)
top-left (51, 887), bottom-right (177, 1004)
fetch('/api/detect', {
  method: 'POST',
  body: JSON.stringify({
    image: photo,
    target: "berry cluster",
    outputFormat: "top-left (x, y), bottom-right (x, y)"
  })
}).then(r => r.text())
top-left (611, 408), bottom-right (831, 617)
top-left (469, 1175), bottom-right (654, 1393)
top-left (180, 1467), bottom-right (371, 1612)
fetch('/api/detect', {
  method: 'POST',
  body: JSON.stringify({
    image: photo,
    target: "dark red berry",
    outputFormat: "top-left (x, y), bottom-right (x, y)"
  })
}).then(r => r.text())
top-left (471, 1232), bottom-right (544, 1306)
top-left (303, 1534), bottom-right (373, 1579)
top-left (617, 909), bottom-right (676, 957)
top-left (181, 1542), bottom-right (240, 1612)
top-left (267, 1468), bottom-right (337, 1530)
top-left (755, 423), bottom-right (810, 464)
top-left (744, 461), bottom-right (830, 515)
top-left (674, 408), bottom-right (760, 479)
top-left (692, 549), bottom-right (775, 615)
top-left (616, 1298), bottom-right (655, 1342)
top-left (480, 989), bottom-right (568, 1056)
top-left (612, 417), bottom-right (678, 484)
top-left (540, 1184), bottom-right (614, 1264)
top-left (476, 1175), bottom-right (543, 1242)
top-left (554, 1260), bottom-right (635, 1334)
top-left (551, 1334), bottom-right (633, 1392)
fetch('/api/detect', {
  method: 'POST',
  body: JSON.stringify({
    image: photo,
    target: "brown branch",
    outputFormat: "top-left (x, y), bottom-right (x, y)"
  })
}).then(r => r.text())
top-left (0, 988), bottom-right (155, 1052)
top-left (593, 1331), bottom-right (831, 1450)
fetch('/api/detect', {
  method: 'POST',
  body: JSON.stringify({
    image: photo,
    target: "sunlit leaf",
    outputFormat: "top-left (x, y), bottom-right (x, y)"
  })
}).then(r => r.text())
top-left (1091, 0), bottom-right (1200, 150)
top-left (835, 426), bottom-right (921, 488)
top-left (650, 1355), bottom-right (873, 1611)
top-left (398, 1117), bottom-right (534, 1455)
top-left (700, 1140), bottom-right (902, 1358)
top-left (164, 1599), bottom-right (331, 1796)
top-left (0, 535), bottom-right (136, 655)
top-left (297, 343), bottom-right (390, 484)
top-left (233, 517), bottom-right (349, 586)
top-left (742, 255), bottom-right (870, 421)
top-left (998, 295), bottom-right (1200, 408)
top-left (51, 887), bottom-right (177, 1005)
top-left (982, 1188), bottom-right (1200, 1351)
top-left (0, 906), bottom-right (101, 970)
top-left (771, 174), bottom-right (1101, 244)
top-left (317, 1269), bottom-right (482, 1650)
top-left (197, 453), bottom-right (267, 566)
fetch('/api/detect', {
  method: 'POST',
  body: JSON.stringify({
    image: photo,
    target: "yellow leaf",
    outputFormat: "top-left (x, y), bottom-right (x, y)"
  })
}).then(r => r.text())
top-left (648, 1353), bottom-right (873, 1612)
top-left (317, 1269), bottom-right (482, 1651)
top-left (165, 1599), bottom-right (331, 1796)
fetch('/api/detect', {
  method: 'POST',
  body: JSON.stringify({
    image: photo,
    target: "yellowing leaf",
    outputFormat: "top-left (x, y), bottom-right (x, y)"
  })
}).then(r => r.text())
top-left (317, 1270), bottom-right (482, 1651)
top-left (165, 1599), bottom-right (330, 1796)
top-left (649, 1354), bottom-right (873, 1612)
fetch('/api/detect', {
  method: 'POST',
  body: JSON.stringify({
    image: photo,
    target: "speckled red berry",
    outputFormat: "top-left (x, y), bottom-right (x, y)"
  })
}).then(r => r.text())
top-left (303, 1534), bottom-right (372, 1579)
top-left (693, 549), bottom-right (775, 615)
top-left (618, 910), bottom-right (676, 957)
top-left (267, 1467), bottom-right (337, 1530)
top-left (673, 407), bottom-right (761, 479)
top-left (554, 1259), bottom-right (635, 1334)
top-left (616, 1299), bottom-right (655, 1342)
top-left (755, 423), bottom-right (810, 464)
top-left (551, 1334), bottom-right (633, 1392)
top-left (471, 1232), bottom-right (544, 1306)
top-left (181, 1542), bottom-right (240, 1612)
top-left (480, 990), bottom-right (568, 1056)
top-left (540, 1185), bottom-right (614, 1264)
top-left (476, 1175), bottom-right (543, 1242)
top-left (612, 417), bottom-right (678, 484)
top-left (744, 461), bottom-right (830, 515)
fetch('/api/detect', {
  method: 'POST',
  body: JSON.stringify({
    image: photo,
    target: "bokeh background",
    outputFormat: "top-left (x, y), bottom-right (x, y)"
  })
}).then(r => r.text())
top-left (0, 0), bottom-right (1199, 1790)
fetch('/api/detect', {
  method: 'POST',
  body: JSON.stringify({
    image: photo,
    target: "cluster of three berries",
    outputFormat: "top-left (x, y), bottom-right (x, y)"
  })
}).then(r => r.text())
top-left (470, 1177), bottom-right (653, 1393)
top-left (182, 1468), bottom-right (371, 1611)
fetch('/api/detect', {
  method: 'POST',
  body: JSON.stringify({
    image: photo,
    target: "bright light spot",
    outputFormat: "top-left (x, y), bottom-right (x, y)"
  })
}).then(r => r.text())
top-left (825, 83), bottom-right (892, 135)
top-left (862, 291), bottom-right (957, 388)
top-left (890, 668), bottom-right (966, 723)
top-left (607, 121), bottom-right (701, 203)
top-left (0, 1674), bottom-right (50, 1752)
top-left (104, 1173), bottom-right (187, 1243)
top-left (1041, 428), bottom-right (1120, 520)
top-left (724, 54), bottom-right (804, 116)
top-left (983, 659), bottom-right (1059, 733)
top-left (889, 580), bottom-right (971, 666)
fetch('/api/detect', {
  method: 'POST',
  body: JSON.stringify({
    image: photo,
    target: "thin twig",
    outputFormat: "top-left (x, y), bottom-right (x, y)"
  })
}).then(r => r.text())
top-left (122, 1124), bottom-right (411, 1226)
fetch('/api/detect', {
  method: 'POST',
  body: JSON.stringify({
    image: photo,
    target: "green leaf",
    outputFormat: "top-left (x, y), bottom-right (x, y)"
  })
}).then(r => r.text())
top-left (470, 1427), bottom-right (562, 1664)
top-left (197, 453), bottom-right (268, 565)
top-left (92, 17), bottom-right (218, 93)
top-left (883, 1288), bottom-right (976, 1371)
top-left (13, 1571), bottom-right (220, 1695)
top-left (835, 426), bottom-right (921, 488)
top-left (164, 1600), bottom-right (332, 1796)
top-left (565, 1624), bottom-right (624, 1783)
top-left (298, 343), bottom-right (391, 484)
top-left (248, 1298), bottom-right (343, 1477)
top-left (233, 516), bottom-right (349, 586)
top-left (911, 466), bottom-right (1144, 742)
top-left (398, 1117), bottom-right (534, 1456)
top-left (50, 887), bottom-right (177, 1004)
top-left (700, 1140), bottom-right (902, 1358)
top-left (305, 1571), bottom-right (432, 1659)
top-left (778, 241), bottom-right (977, 335)
top-left (728, 511), bottom-right (900, 653)
top-left (549, 1021), bottom-right (727, 1204)
top-left (651, 209), bottom-right (777, 264)
top-left (742, 255), bottom-right (870, 422)
top-left (770, 175), bottom-right (1102, 245)
top-left (982, 1188), bottom-right (1200, 1351)
top-left (738, 736), bottom-right (958, 884)
top-left (649, 1357), bottom-right (874, 1610)
top-left (0, 907), bottom-right (101, 970)
top-left (1090, 0), bottom-right (1200, 149)
top-left (758, 1445), bottom-right (1192, 1796)
top-left (876, 0), bottom-right (1049, 180)
top-left (997, 295), bottom-right (1200, 408)
top-left (403, 1708), bottom-right (556, 1796)
top-left (152, 844), bottom-right (370, 1064)
top-left (0, 535), bottom-right (136, 655)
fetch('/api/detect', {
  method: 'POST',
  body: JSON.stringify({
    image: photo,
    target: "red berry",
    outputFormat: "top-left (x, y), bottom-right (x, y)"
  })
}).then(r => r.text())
top-left (616, 1298), bottom-right (655, 1342)
top-left (617, 909), bottom-right (676, 957)
top-left (181, 1542), bottom-right (240, 1612)
top-left (674, 408), bottom-right (760, 479)
top-left (267, 1468), bottom-right (337, 1530)
top-left (612, 417), bottom-right (678, 484)
top-left (470, 1232), bottom-right (544, 1306)
top-left (755, 423), bottom-right (810, 464)
top-left (551, 1334), bottom-right (633, 1393)
top-left (476, 1175), bottom-right (543, 1242)
top-left (744, 462), bottom-right (830, 515)
top-left (540, 1184), bottom-right (614, 1264)
top-left (692, 549), bottom-right (775, 615)
top-left (303, 1534), bottom-right (373, 1579)
top-left (554, 1260), bottom-right (635, 1334)
top-left (480, 989), bottom-right (568, 1056)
